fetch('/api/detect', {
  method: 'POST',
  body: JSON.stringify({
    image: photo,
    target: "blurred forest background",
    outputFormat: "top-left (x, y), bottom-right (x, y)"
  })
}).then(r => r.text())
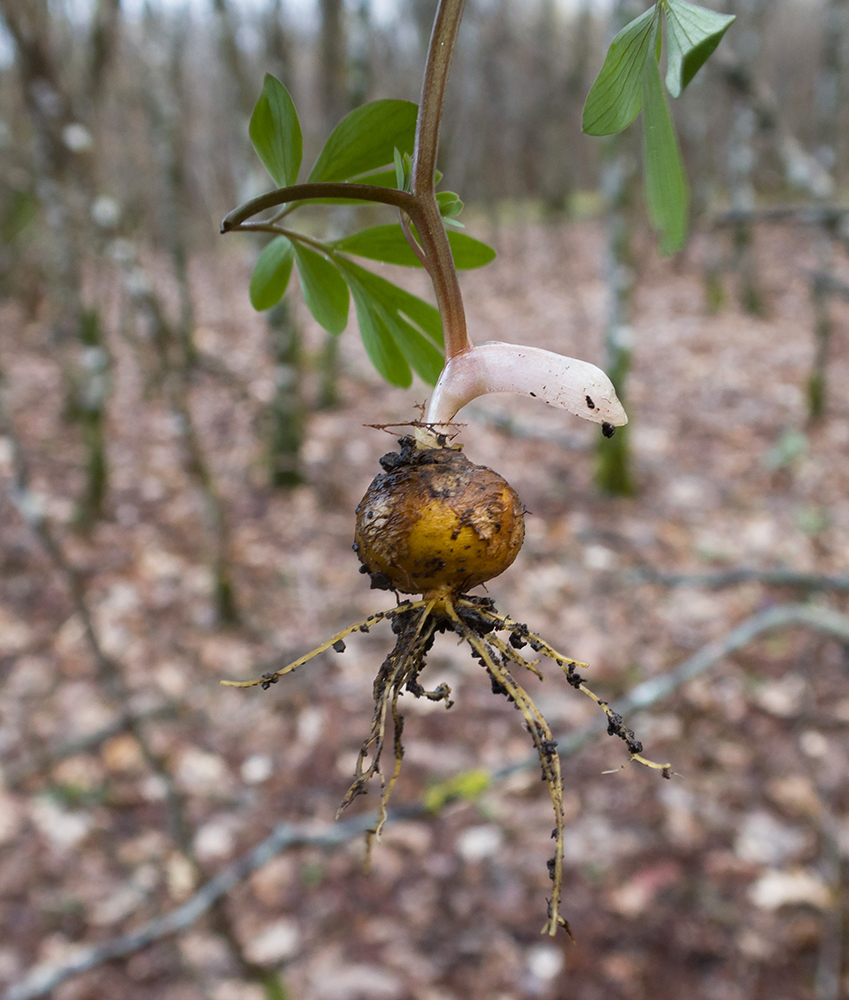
top-left (2, 0), bottom-right (849, 999)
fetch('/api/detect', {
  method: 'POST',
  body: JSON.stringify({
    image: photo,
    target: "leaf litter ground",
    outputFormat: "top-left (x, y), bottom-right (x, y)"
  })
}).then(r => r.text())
top-left (0, 219), bottom-right (848, 1000)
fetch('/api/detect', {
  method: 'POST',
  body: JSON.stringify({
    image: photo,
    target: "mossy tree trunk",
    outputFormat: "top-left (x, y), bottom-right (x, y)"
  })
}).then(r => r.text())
top-left (267, 300), bottom-right (305, 488)
top-left (595, 0), bottom-right (640, 497)
top-left (808, 0), bottom-right (848, 419)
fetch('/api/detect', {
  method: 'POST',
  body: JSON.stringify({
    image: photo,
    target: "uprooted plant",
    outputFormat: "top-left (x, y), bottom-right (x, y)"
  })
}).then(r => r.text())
top-left (220, 0), bottom-right (733, 936)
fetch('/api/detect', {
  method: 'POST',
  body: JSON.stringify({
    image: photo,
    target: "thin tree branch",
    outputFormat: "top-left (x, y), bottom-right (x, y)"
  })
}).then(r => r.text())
top-left (4, 705), bottom-right (178, 787)
top-left (1, 810), bottom-right (403, 1000)
top-left (805, 268), bottom-right (849, 302)
top-left (494, 603), bottom-right (849, 772)
top-left (711, 205), bottom-right (849, 227)
top-left (8, 602), bottom-right (849, 1000)
top-left (626, 567), bottom-right (849, 592)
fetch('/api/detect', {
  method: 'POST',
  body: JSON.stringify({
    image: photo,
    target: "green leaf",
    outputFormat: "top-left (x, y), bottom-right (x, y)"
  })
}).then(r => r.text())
top-left (250, 236), bottom-right (295, 310)
top-left (394, 148), bottom-right (413, 191)
top-left (293, 244), bottom-right (349, 334)
top-left (337, 259), bottom-right (442, 345)
top-left (378, 304), bottom-right (444, 385)
top-left (423, 769), bottom-right (491, 813)
top-left (332, 225), bottom-right (496, 270)
top-left (394, 147), bottom-right (406, 190)
top-left (335, 258), bottom-right (445, 386)
top-left (583, 5), bottom-right (657, 136)
top-left (249, 75), bottom-right (302, 187)
top-left (437, 191), bottom-right (464, 218)
top-left (642, 49), bottom-right (689, 254)
top-left (665, 0), bottom-right (735, 98)
top-left (308, 100), bottom-right (418, 183)
top-left (342, 271), bottom-right (412, 387)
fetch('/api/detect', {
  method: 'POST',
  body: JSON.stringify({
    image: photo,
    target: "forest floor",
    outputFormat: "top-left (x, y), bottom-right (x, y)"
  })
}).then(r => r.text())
top-left (1, 217), bottom-right (849, 1000)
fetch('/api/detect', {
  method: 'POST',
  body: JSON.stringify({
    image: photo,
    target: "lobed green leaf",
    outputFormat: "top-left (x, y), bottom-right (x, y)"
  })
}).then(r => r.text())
top-left (665, 0), bottom-right (735, 98)
top-left (332, 224), bottom-right (496, 270)
top-left (249, 75), bottom-right (302, 187)
top-left (250, 236), bottom-right (295, 311)
top-left (642, 49), bottom-right (689, 254)
top-left (308, 100), bottom-right (418, 183)
top-left (293, 244), bottom-right (349, 334)
top-left (583, 5), bottom-right (657, 136)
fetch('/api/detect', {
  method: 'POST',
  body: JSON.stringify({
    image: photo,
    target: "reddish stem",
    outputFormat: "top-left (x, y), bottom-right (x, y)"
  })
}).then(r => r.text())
top-left (412, 0), bottom-right (471, 359)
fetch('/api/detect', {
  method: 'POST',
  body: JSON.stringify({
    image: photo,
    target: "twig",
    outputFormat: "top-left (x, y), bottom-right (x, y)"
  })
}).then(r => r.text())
top-left (710, 205), bottom-right (849, 228)
top-left (626, 567), bottom-right (849, 592)
top-left (4, 704), bottom-right (178, 787)
top-left (1, 810), bottom-right (407, 1000)
top-left (494, 603), bottom-right (849, 774)
top-left (9, 601), bottom-right (849, 998)
top-left (805, 268), bottom-right (849, 303)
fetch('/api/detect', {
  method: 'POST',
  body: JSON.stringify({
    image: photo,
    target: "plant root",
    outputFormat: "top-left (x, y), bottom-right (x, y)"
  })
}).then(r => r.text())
top-left (222, 592), bottom-right (671, 936)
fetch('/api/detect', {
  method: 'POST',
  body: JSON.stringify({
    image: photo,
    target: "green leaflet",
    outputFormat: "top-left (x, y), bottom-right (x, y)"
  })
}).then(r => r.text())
top-left (382, 308), bottom-right (444, 385)
top-left (308, 100), bottom-right (418, 183)
top-left (332, 224), bottom-right (496, 270)
top-left (336, 258), bottom-right (445, 386)
top-left (665, 0), bottom-right (735, 98)
top-left (337, 259), bottom-right (442, 345)
top-left (293, 244), bottom-right (349, 335)
top-left (642, 49), bottom-right (688, 254)
top-left (583, 5), bottom-right (657, 136)
top-left (343, 272), bottom-right (412, 388)
top-left (250, 236), bottom-right (295, 311)
top-left (249, 75), bottom-right (302, 187)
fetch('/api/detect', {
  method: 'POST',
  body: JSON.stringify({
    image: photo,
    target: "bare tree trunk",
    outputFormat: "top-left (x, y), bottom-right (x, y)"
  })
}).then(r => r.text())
top-left (267, 300), bottom-right (304, 487)
top-left (87, 0), bottom-right (122, 101)
top-left (72, 309), bottom-right (110, 530)
top-left (529, 0), bottom-right (590, 217)
top-left (0, 0), bottom-right (118, 530)
top-left (137, 16), bottom-right (240, 625)
top-left (808, 0), bottom-right (849, 419)
top-left (262, 0), bottom-right (293, 89)
top-left (728, 103), bottom-right (764, 315)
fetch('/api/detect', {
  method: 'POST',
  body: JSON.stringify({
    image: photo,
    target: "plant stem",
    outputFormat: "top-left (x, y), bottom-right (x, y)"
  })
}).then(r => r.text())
top-left (221, 182), bottom-right (418, 231)
top-left (412, 0), bottom-right (471, 360)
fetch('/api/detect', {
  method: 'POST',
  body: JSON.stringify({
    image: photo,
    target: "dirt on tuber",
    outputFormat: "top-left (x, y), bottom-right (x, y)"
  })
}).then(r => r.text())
top-left (354, 434), bottom-right (525, 596)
